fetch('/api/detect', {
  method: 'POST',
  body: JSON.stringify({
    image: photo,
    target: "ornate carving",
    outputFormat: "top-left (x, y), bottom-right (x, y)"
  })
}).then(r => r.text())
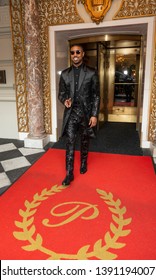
top-left (149, 48), bottom-right (156, 143)
top-left (10, 0), bottom-right (28, 132)
top-left (78, 0), bottom-right (112, 24)
top-left (114, 0), bottom-right (156, 19)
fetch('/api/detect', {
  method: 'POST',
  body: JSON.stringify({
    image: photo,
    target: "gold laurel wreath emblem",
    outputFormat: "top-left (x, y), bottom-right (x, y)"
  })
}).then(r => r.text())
top-left (13, 185), bottom-right (132, 259)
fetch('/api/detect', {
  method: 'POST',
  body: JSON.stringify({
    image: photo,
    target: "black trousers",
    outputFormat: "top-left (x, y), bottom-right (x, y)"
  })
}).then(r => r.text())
top-left (65, 108), bottom-right (89, 174)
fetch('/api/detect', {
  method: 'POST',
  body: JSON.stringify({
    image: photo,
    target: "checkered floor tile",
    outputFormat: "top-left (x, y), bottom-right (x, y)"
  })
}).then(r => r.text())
top-left (0, 140), bottom-right (53, 195)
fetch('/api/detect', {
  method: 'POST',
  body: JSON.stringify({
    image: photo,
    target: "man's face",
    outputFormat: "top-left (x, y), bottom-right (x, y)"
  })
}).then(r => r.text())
top-left (70, 45), bottom-right (84, 67)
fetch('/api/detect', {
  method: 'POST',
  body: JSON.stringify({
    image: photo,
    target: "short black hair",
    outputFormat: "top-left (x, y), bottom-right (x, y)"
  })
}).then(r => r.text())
top-left (70, 44), bottom-right (84, 52)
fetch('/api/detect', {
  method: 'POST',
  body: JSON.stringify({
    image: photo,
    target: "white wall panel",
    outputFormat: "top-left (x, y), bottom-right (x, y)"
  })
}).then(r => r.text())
top-left (0, 37), bottom-right (13, 60)
top-left (0, 6), bottom-right (18, 139)
top-left (0, 101), bottom-right (18, 138)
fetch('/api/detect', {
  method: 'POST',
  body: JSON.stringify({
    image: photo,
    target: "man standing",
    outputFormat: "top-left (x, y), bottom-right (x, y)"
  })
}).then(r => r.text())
top-left (58, 44), bottom-right (100, 186)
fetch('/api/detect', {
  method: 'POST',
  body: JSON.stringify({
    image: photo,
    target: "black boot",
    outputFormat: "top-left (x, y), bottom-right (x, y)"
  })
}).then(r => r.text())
top-left (62, 148), bottom-right (74, 186)
top-left (80, 161), bottom-right (87, 174)
top-left (62, 173), bottom-right (74, 186)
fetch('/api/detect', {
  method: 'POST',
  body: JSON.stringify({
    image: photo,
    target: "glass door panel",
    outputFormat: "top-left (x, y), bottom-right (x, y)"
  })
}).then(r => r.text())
top-left (114, 49), bottom-right (140, 107)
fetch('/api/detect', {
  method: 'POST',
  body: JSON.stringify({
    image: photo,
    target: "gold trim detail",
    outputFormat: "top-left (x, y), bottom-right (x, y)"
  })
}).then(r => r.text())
top-left (10, 0), bottom-right (28, 132)
top-left (114, 0), bottom-right (156, 20)
top-left (78, 0), bottom-right (112, 24)
top-left (149, 48), bottom-right (156, 143)
top-left (13, 185), bottom-right (132, 260)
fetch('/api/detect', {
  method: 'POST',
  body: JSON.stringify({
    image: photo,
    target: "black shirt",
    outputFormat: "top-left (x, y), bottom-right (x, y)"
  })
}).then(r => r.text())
top-left (72, 64), bottom-right (83, 116)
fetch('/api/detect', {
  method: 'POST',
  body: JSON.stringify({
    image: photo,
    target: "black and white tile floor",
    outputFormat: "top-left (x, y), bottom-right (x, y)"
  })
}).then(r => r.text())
top-left (0, 139), bottom-right (53, 195)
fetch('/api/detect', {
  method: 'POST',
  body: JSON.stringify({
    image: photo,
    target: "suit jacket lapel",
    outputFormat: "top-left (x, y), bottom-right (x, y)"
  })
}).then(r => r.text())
top-left (68, 67), bottom-right (75, 99)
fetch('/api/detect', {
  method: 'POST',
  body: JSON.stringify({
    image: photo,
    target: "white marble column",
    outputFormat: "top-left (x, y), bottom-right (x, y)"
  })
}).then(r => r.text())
top-left (24, 0), bottom-right (49, 148)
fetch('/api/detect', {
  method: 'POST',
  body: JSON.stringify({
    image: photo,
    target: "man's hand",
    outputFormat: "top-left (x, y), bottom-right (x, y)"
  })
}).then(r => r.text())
top-left (89, 116), bottom-right (97, 127)
top-left (64, 98), bottom-right (72, 108)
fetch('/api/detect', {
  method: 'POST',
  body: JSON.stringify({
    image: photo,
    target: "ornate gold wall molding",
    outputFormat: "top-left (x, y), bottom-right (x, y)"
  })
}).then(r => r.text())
top-left (10, 0), bottom-right (83, 134)
top-left (114, 0), bottom-right (156, 19)
top-left (10, 0), bottom-right (28, 132)
top-left (149, 48), bottom-right (156, 143)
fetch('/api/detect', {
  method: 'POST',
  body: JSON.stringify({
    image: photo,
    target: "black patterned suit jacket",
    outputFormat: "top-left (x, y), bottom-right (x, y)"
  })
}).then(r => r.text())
top-left (58, 63), bottom-right (100, 137)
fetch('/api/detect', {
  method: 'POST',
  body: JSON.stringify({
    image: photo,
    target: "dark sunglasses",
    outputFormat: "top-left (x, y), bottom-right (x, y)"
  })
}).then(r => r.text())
top-left (70, 50), bottom-right (81, 55)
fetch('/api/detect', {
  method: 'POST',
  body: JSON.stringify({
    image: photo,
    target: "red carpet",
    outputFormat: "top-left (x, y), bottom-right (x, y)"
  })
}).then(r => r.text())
top-left (0, 149), bottom-right (156, 260)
